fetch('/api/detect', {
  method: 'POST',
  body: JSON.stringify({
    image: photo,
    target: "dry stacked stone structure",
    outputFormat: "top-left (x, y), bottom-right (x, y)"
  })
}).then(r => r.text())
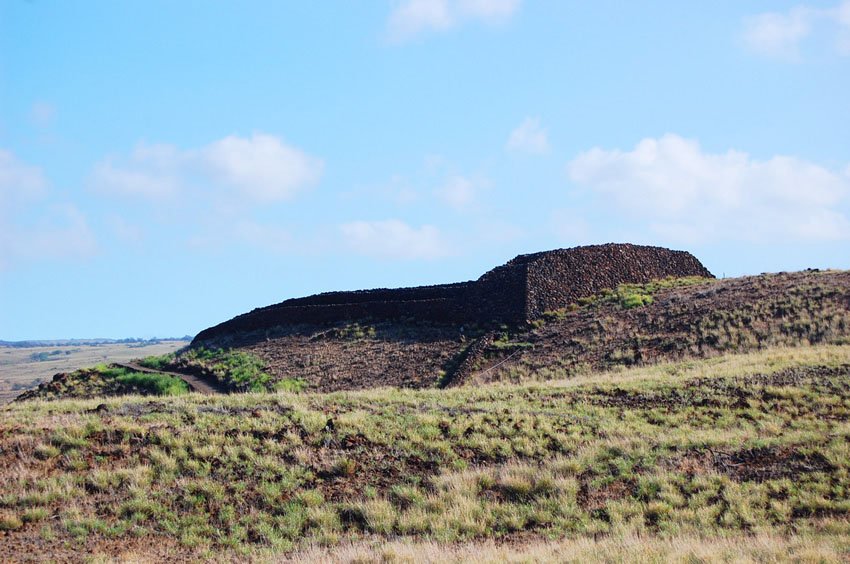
top-left (193, 243), bottom-right (712, 343)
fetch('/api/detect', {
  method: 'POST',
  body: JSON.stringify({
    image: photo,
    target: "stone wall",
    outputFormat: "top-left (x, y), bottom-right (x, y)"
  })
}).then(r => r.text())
top-left (522, 244), bottom-right (714, 318)
top-left (194, 283), bottom-right (477, 342)
top-left (192, 244), bottom-right (713, 344)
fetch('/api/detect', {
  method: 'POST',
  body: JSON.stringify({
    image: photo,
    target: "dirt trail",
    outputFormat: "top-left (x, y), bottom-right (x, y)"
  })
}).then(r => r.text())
top-left (113, 362), bottom-right (226, 395)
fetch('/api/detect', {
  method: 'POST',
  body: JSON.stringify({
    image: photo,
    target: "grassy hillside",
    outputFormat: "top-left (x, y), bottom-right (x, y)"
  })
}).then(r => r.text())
top-left (2, 345), bottom-right (849, 561)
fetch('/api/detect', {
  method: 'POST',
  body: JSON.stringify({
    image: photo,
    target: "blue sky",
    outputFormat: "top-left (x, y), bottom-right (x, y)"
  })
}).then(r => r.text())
top-left (1, 1), bottom-right (849, 340)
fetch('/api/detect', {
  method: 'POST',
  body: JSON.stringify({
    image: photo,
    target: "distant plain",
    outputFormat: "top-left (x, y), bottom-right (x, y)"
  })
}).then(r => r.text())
top-left (0, 342), bottom-right (189, 404)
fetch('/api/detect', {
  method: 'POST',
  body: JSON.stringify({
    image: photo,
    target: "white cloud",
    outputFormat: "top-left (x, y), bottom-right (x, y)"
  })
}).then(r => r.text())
top-left (0, 149), bottom-right (47, 211)
top-left (840, 0), bottom-right (850, 25)
top-left (15, 204), bottom-right (97, 260)
top-left (0, 150), bottom-right (96, 269)
top-left (743, 7), bottom-right (813, 60)
top-left (92, 159), bottom-right (178, 200)
top-left (92, 133), bottom-right (323, 204)
top-left (105, 214), bottom-right (144, 244)
top-left (743, 2), bottom-right (850, 60)
top-left (387, 0), bottom-right (520, 42)
top-left (435, 175), bottom-right (478, 209)
top-left (0, 204), bottom-right (97, 270)
top-left (567, 134), bottom-right (850, 243)
top-left (30, 102), bottom-right (56, 127)
top-left (339, 219), bottom-right (450, 259)
top-left (506, 117), bottom-right (549, 154)
top-left (837, 0), bottom-right (850, 53)
top-left (388, 0), bottom-right (453, 40)
top-left (458, 0), bottom-right (519, 19)
top-left (201, 134), bottom-right (323, 202)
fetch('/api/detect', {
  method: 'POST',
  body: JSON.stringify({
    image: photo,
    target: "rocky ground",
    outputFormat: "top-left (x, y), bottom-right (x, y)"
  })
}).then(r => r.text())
top-left (190, 270), bottom-right (850, 393)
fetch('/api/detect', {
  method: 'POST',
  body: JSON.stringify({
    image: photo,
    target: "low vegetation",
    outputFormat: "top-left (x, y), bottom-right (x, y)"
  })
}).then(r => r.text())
top-left (160, 347), bottom-right (294, 393)
top-left (333, 322), bottom-right (377, 341)
top-left (13, 364), bottom-right (189, 401)
top-left (138, 353), bottom-right (176, 371)
top-left (112, 370), bottom-right (189, 396)
top-left (2, 345), bottom-right (848, 560)
top-left (593, 276), bottom-right (711, 309)
top-left (539, 276), bottom-right (712, 321)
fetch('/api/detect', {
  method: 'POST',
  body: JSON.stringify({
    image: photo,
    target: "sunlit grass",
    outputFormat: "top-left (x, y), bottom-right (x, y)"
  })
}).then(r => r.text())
top-left (1, 344), bottom-right (848, 560)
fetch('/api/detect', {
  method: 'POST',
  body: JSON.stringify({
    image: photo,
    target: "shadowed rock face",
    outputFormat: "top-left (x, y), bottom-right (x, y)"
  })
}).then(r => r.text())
top-left (193, 243), bottom-right (713, 344)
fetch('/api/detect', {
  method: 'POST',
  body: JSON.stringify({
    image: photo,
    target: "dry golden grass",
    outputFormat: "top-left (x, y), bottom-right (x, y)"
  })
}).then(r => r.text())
top-left (285, 533), bottom-right (849, 563)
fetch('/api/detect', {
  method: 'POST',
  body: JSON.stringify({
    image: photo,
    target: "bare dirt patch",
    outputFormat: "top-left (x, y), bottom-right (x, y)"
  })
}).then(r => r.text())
top-left (577, 478), bottom-right (636, 516)
top-left (711, 446), bottom-right (835, 483)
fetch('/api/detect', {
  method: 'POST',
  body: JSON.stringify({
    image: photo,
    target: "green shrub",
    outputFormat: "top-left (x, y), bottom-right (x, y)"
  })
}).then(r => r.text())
top-left (273, 378), bottom-right (307, 393)
top-left (34, 444), bottom-right (61, 460)
top-left (182, 347), bottom-right (272, 392)
top-left (114, 372), bottom-right (189, 396)
top-left (22, 508), bottom-right (50, 523)
top-left (336, 323), bottom-right (376, 340)
top-left (620, 291), bottom-right (653, 309)
top-left (138, 353), bottom-right (175, 371)
top-left (491, 332), bottom-right (534, 350)
top-left (0, 513), bottom-right (23, 531)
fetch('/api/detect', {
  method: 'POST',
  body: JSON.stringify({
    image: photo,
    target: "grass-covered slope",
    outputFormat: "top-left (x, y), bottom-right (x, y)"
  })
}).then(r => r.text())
top-left (1, 345), bottom-right (849, 561)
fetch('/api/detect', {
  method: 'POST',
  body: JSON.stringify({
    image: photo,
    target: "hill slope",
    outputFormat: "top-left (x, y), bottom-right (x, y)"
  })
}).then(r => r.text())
top-left (1, 346), bottom-right (848, 561)
top-left (180, 270), bottom-right (850, 394)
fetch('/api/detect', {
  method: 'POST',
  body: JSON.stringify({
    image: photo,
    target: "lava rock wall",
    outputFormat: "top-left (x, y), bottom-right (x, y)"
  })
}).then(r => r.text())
top-left (192, 244), bottom-right (713, 344)
top-left (522, 244), bottom-right (714, 319)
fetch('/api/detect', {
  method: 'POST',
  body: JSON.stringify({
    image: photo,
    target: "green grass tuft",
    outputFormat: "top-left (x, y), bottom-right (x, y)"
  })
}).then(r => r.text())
top-left (114, 372), bottom-right (189, 396)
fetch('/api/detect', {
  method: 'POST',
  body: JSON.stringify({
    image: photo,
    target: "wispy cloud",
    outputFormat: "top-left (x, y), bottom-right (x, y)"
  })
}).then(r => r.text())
top-left (0, 150), bottom-right (96, 269)
top-left (105, 214), bottom-right (145, 245)
top-left (30, 102), bottom-right (56, 128)
top-left (743, 1), bottom-right (850, 60)
top-left (386, 0), bottom-right (521, 42)
top-left (567, 134), bottom-right (850, 244)
top-left (15, 204), bottom-right (97, 261)
top-left (434, 175), bottom-right (480, 210)
top-left (339, 219), bottom-right (451, 259)
top-left (838, 0), bottom-right (850, 53)
top-left (0, 149), bottom-right (47, 209)
top-left (506, 117), bottom-right (549, 154)
top-left (201, 134), bottom-right (323, 202)
top-left (91, 133), bottom-right (323, 204)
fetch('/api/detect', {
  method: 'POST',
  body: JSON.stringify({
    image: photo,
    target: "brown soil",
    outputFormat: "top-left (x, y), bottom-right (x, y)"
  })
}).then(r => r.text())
top-left (710, 446), bottom-right (835, 482)
top-left (577, 477), bottom-right (636, 518)
top-left (246, 322), bottom-right (467, 392)
top-left (0, 529), bottom-right (196, 563)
